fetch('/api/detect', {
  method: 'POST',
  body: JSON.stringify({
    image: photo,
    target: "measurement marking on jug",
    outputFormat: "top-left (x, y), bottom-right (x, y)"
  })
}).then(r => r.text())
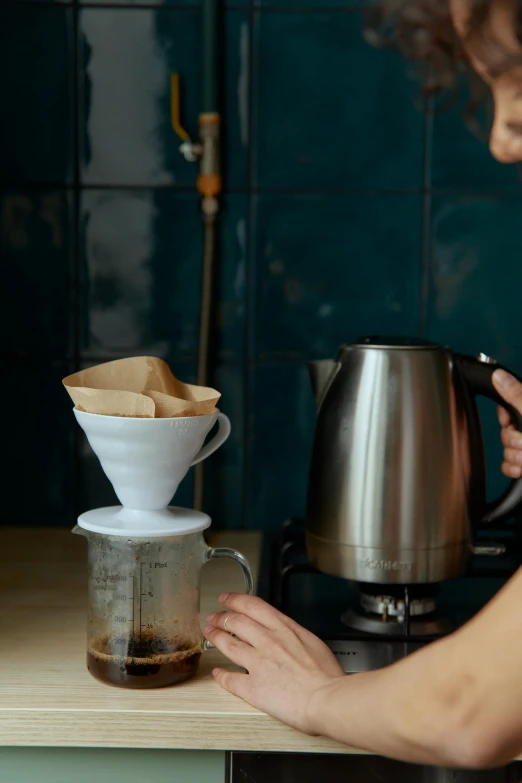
top-left (131, 575), bottom-right (135, 639)
top-left (139, 562), bottom-right (143, 641)
top-left (138, 565), bottom-right (157, 640)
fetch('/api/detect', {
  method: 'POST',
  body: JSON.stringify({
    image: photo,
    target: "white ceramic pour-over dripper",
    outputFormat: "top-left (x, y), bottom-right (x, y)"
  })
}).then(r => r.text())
top-left (74, 408), bottom-right (230, 512)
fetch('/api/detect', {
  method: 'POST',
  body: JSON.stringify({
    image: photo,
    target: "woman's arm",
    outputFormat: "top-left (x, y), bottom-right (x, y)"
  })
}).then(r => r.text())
top-left (204, 371), bottom-right (522, 768)
top-left (204, 567), bottom-right (522, 769)
top-left (308, 566), bottom-right (522, 767)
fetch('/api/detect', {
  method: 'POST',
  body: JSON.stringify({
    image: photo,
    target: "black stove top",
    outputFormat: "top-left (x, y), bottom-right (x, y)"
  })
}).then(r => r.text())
top-left (268, 519), bottom-right (522, 673)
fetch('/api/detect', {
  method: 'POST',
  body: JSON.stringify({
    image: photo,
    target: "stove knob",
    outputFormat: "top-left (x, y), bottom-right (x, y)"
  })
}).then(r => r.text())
top-left (477, 352), bottom-right (497, 365)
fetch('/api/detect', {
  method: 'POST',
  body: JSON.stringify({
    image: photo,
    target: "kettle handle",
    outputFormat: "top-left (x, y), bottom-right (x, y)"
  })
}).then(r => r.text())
top-left (455, 354), bottom-right (522, 523)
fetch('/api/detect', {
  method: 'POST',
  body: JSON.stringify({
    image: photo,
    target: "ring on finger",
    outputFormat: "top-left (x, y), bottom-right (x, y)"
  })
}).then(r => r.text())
top-left (223, 613), bottom-right (233, 633)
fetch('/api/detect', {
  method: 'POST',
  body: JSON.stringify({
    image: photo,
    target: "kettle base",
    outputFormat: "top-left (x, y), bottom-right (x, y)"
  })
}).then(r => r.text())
top-left (305, 532), bottom-right (469, 584)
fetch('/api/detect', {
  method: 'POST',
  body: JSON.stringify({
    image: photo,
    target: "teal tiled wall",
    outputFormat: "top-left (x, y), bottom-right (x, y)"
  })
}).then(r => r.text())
top-left (1, 1), bottom-right (519, 529)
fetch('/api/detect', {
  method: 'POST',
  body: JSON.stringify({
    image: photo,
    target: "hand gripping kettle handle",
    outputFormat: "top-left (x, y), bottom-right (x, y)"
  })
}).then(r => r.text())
top-left (456, 354), bottom-right (522, 523)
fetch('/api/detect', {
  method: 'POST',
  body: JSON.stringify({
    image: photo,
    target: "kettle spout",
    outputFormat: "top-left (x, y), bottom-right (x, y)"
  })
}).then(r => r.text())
top-left (308, 359), bottom-right (340, 409)
top-left (72, 524), bottom-right (87, 538)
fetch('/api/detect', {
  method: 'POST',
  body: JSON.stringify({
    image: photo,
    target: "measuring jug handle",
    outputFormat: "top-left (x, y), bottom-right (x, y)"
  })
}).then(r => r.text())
top-left (202, 547), bottom-right (254, 651)
top-left (191, 413), bottom-right (231, 466)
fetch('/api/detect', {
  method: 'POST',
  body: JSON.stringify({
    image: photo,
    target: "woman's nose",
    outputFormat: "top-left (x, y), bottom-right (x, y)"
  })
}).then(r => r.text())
top-left (489, 107), bottom-right (522, 163)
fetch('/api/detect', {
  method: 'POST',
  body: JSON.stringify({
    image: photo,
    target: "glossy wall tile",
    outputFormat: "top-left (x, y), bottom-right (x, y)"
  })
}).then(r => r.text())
top-left (257, 0), bottom-right (362, 6)
top-left (204, 363), bottom-right (245, 529)
top-left (0, 190), bottom-right (73, 358)
top-left (0, 361), bottom-right (75, 525)
top-left (253, 193), bottom-right (423, 360)
top-left (255, 10), bottom-right (425, 190)
top-left (0, 6), bottom-right (73, 184)
top-left (84, 0), bottom-right (248, 6)
top-left (426, 194), bottom-right (522, 370)
top-left (79, 8), bottom-right (249, 189)
top-left (247, 363), bottom-right (316, 530)
top-left (80, 190), bottom-right (247, 362)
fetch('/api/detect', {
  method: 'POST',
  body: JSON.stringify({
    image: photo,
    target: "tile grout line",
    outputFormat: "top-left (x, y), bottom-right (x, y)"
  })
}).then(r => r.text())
top-left (419, 95), bottom-right (434, 338)
top-left (0, 182), bottom-right (439, 194)
top-left (72, 0), bottom-right (83, 519)
top-left (242, 0), bottom-right (257, 531)
top-left (4, 2), bottom-right (363, 9)
top-left (1, 1), bottom-right (248, 6)
top-left (72, 0), bottom-right (81, 373)
top-left (2, 181), bottom-right (522, 195)
top-left (0, 354), bottom-right (321, 367)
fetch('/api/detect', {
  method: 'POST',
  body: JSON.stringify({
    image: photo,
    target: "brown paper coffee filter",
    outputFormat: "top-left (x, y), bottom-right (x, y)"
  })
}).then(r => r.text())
top-left (68, 387), bottom-right (156, 418)
top-left (143, 390), bottom-right (218, 418)
top-left (63, 357), bottom-right (221, 419)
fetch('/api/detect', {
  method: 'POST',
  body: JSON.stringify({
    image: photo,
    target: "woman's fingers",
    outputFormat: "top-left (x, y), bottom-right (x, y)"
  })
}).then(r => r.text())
top-left (500, 429), bottom-right (522, 477)
top-left (494, 372), bottom-right (522, 479)
top-left (501, 425), bottom-right (520, 447)
top-left (207, 610), bottom-right (267, 647)
top-left (493, 370), bottom-right (522, 415)
top-left (501, 427), bottom-right (522, 450)
top-left (503, 447), bottom-right (522, 466)
top-left (216, 593), bottom-right (295, 632)
top-left (212, 668), bottom-right (249, 700)
top-left (214, 594), bottom-right (340, 656)
top-left (203, 625), bottom-right (255, 669)
top-left (502, 461), bottom-right (522, 478)
top-left (498, 405), bottom-right (512, 428)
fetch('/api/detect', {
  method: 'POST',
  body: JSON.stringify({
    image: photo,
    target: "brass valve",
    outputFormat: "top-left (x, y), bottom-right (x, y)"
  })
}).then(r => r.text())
top-left (171, 73), bottom-right (222, 199)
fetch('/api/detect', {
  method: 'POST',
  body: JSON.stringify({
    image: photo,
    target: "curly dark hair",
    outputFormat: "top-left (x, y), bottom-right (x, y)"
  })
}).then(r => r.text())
top-left (367, 0), bottom-right (522, 119)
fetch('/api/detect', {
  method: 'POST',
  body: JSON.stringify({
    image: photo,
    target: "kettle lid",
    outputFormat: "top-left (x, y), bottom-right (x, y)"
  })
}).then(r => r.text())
top-left (352, 336), bottom-right (444, 350)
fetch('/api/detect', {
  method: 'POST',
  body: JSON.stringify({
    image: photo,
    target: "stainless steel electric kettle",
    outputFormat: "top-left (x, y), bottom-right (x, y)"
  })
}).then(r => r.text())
top-left (306, 337), bottom-right (522, 585)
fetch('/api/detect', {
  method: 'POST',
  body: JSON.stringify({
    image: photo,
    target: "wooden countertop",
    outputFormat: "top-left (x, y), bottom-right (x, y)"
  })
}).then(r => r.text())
top-left (0, 527), bottom-right (351, 753)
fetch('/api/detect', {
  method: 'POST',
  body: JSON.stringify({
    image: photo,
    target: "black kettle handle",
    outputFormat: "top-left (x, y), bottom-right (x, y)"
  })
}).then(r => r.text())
top-left (456, 354), bottom-right (522, 523)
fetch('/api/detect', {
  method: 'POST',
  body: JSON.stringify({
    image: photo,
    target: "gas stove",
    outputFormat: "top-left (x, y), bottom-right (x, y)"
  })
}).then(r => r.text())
top-left (268, 519), bottom-right (522, 674)
top-left (229, 520), bottom-right (522, 780)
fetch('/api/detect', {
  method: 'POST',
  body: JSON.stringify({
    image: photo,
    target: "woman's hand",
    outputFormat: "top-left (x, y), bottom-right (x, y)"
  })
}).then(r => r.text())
top-left (203, 593), bottom-right (344, 734)
top-left (493, 369), bottom-right (522, 478)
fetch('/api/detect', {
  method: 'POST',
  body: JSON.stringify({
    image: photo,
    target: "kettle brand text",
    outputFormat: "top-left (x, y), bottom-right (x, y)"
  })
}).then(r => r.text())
top-left (360, 559), bottom-right (413, 572)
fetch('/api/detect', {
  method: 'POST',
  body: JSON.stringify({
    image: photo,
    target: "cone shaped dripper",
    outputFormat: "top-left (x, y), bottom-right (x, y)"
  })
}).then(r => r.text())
top-left (74, 409), bottom-right (230, 511)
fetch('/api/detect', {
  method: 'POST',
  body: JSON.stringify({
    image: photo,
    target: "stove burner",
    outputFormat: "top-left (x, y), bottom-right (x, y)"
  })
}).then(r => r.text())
top-left (359, 592), bottom-right (436, 620)
top-left (341, 585), bottom-right (453, 637)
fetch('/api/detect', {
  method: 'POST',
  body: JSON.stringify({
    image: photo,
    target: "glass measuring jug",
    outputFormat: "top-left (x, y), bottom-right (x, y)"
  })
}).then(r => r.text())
top-left (74, 526), bottom-right (254, 689)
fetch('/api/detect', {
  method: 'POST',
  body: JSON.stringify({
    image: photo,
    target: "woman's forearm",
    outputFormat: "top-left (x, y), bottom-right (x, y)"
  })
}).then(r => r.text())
top-left (308, 634), bottom-right (490, 768)
top-left (309, 568), bottom-right (522, 768)
top-left (206, 577), bottom-right (522, 768)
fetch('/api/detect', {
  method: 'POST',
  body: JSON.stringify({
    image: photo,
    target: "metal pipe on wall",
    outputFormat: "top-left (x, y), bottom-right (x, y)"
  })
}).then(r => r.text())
top-left (202, 0), bottom-right (218, 115)
top-left (170, 0), bottom-right (221, 512)
top-left (194, 0), bottom-right (221, 511)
